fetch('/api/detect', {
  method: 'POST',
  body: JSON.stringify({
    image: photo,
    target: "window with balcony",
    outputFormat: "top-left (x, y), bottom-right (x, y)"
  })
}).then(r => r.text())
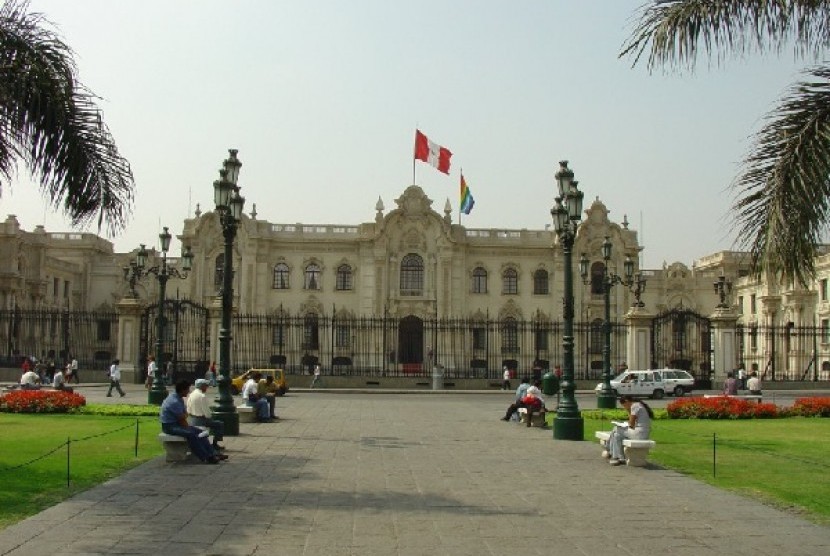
top-left (272, 263), bottom-right (290, 289)
top-left (304, 263), bottom-right (321, 290)
top-left (400, 253), bottom-right (424, 296)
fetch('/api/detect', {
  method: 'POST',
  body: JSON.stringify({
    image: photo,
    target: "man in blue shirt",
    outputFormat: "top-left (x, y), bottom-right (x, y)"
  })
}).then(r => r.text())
top-left (160, 380), bottom-right (226, 464)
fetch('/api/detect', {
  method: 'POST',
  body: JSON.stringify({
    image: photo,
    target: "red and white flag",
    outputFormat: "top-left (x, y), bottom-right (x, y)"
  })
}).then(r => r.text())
top-left (414, 129), bottom-right (452, 174)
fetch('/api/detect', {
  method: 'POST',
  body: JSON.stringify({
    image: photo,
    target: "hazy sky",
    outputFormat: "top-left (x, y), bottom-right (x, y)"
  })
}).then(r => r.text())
top-left (3, 1), bottom-right (806, 269)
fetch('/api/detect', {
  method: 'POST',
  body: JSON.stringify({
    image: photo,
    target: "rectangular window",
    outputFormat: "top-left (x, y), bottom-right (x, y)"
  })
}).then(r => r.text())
top-left (822, 319), bottom-right (830, 343)
top-left (64, 280), bottom-right (70, 298)
top-left (750, 294), bottom-right (757, 314)
top-left (534, 327), bottom-right (549, 352)
top-left (822, 279), bottom-right (829, 302)
top-left (472, 327), bottom-right (486, 350)
top-left (750, 326), bottom-right (758, 350)
top-left (335, 325), bottom-right (350, 348)
top-left (272, 325), bottom-right (286, 347)
top-left (97, 319), bottom-right (111, 342)
top-left (737, 296), bottom-right (743, 314)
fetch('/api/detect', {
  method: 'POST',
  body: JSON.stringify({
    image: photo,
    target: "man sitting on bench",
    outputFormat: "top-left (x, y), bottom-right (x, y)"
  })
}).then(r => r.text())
top-left (160, 380), bottom-right (227, 464)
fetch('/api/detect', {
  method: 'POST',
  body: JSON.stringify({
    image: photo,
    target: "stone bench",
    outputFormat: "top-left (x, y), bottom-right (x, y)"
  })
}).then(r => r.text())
top-left (623, 439), bottom-right (656, 467)
top-left (517, 407), bottom-right (546, 427)
top-left (596, 431), bottom-right (656, 466)
top-left (236, 404), bottom-right (256, 423)
top-left (158, 427), bottom-right (209, 463)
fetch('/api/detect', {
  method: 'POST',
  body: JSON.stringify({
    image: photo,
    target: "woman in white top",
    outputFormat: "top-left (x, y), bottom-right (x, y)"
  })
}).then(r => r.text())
top-left (608, 395), bottom-right (653, 466)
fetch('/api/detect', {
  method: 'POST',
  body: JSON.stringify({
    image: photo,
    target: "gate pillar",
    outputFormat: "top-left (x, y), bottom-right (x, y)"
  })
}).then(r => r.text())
top-left (710, 307), bottom-right (739, 388)
top-left (209, 296), bottom-right (223, 369)
top-left (625, 305), bottom-right (653, 371)
top-left (116, 297), bottom-right (145, 384)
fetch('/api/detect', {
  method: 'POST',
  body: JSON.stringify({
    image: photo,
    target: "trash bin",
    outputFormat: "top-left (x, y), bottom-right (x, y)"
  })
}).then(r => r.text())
top-left (432, 365), bottom-right (444, 390)
top-left (542, 371), bottom-right (560, 396)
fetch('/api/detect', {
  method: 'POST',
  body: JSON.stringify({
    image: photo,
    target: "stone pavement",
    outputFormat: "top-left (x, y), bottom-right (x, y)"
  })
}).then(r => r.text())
top-left (1, 389), bottom-right (829, 555)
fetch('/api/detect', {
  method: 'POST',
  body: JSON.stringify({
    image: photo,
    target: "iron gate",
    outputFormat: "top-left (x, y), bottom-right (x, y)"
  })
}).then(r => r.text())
top-left (139, 298), bottom-right (209, 384)
top-left (651, 308), bottom-right (712, 387)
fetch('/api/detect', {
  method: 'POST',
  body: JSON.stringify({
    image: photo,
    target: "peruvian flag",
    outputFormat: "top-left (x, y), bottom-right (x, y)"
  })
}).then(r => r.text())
top-left (414, 129), bottom-right (452, 174)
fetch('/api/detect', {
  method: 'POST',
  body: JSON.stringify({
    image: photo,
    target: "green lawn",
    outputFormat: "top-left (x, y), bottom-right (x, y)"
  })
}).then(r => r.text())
top-left (0, 413), bottom-right (163, 529)
top-left (580, 416), bottom-right (830, 523)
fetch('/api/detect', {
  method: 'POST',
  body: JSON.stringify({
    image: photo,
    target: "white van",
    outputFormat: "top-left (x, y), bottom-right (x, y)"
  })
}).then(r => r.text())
top-left (594, 369), bottom-right (695, 399)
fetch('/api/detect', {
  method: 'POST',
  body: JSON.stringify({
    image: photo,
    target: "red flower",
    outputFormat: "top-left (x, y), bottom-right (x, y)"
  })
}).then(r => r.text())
top-left (0, 390), bottom-right (86, 413)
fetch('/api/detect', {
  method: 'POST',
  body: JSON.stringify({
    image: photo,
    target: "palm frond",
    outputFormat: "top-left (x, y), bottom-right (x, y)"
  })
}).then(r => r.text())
top-left (621, 0), bottom-right (830, 72)
top-left (733, 65), bottom-right (830, 286)
top-left (0, 0), bottom-right (133, 234)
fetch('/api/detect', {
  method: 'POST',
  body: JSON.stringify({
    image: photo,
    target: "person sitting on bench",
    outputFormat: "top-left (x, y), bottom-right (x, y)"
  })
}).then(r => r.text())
top-left (501, 380), bottom-right (545, 426)
top-left (607, 395), bottom-right (653, 466)
top-left (160, 380), bottom-right (226, 464)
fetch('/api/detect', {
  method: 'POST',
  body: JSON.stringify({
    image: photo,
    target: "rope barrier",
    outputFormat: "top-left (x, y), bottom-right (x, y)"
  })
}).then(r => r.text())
top-left (0, 418), bottom-right (158, 477)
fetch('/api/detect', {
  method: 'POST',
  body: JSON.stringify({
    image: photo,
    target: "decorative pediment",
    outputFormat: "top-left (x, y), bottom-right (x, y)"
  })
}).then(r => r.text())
top-left (394, 186), bottom-right (434, 217)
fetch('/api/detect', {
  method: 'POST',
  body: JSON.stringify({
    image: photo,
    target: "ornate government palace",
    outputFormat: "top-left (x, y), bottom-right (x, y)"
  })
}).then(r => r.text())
top-left (1, 182), bottom-right (828, 387)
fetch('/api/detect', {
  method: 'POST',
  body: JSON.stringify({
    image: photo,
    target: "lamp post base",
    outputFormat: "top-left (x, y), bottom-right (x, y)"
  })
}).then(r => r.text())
top-left (596, 392), bottom-right (617, 409)
top-left (553, 416), bottom-right (584, 440)
top-left (212, 410), bottom-right (239, 436)
top-left (148, 388), bottom-right (167, 405)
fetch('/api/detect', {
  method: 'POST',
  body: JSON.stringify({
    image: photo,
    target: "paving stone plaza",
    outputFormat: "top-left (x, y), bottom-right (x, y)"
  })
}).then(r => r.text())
top-left (1, 385), bottom-right (829, 555)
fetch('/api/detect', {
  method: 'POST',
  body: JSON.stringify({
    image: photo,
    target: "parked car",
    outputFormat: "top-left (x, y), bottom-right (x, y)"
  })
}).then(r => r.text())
top-left (594, 369), bottom-right (695, 399)
top-left (231, 368), bottom-right (289, 396)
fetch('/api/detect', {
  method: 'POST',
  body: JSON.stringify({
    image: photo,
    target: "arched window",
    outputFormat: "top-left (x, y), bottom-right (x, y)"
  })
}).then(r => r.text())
top-left (502, 268), bottom-right (518, 295)
top-left (400, 253), bottom-right (424, 296)
top-left (472, 267), bottom-right (487, 294)
top-left (502, 317), bottom-right (518, 353)
top-left (335, 264), bottom-right (353, 291)
top-left (533, 269), bottom-right (549, 295)
top-left (272, 263), bottom-right (290, 289)
top-left (304, 263), bottom-right (321, 290)
top-left (214, 254), bottom-right (224, 291)
top-left (590, 262), bottom-right (605, 295)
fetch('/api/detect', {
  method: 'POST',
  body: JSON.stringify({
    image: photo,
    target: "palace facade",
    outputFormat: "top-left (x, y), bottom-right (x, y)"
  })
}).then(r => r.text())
top-left (1, 185), bottom-right (826, 385)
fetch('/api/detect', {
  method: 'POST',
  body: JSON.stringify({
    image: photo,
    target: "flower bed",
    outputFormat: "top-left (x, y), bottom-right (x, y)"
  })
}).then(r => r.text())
top-left (667, 396), bottom-right (780, 419)
top-left (0, 390), bottom-right (86, 413)
top-left (789, 397), bottom-right (830, 417)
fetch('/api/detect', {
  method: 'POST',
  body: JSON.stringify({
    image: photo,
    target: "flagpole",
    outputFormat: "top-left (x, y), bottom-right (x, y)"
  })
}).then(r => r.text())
top-left (412, 127), bottom-right (417, 185)
top-left (458, 168), bottom-right (463, 225)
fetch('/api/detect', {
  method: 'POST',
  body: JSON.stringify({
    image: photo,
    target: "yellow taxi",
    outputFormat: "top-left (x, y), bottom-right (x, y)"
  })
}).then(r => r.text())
top-left (230, 368), bottom-right (288, 396)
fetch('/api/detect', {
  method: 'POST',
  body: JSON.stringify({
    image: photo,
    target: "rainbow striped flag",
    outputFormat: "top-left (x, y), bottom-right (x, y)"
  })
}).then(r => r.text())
top-left (460, 173), bottom-right (475, 215)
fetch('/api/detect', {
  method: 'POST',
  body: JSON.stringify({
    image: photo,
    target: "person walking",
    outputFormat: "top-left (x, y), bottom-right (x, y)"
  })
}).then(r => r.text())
top-left (310, 364), bottom-right (322, 388)
top-left (146, 355), bottom-right (157, 389)
top-left (106, 359), bottom-right (126, 397)
top-left (502, 366), bottom-right (512, 390)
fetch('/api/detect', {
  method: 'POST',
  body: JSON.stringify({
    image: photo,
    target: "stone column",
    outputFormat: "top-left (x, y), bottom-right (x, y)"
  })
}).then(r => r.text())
top-left (709, 307), bottom-right (740, 388)
top-left (625, 305), bottom-right (654, 371)
top-left (209, 296), bottom-right (223, 368)
top-left (115, 297), bottom-right (145, 384)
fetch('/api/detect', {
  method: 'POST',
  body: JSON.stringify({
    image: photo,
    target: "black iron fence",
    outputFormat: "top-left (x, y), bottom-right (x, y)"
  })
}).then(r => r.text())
top-left (0, 308), bottom-right (118, 371)
top-left (231, 313), bottom-right (628, 381)
top-left (737, 323), bottom-right (830, 382)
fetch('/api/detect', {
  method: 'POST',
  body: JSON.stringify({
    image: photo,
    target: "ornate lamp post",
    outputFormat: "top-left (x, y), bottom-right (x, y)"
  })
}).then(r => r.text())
top-left (580, 236), bottom-right (634, 409)
top-left (132, 228), bottom-right (193, 404)
top-left (551, 160), bottom-right (585, 440)
top-left (210, 149), bottom-right (245, 436)
top-left (714, 275), bottom-right (732, 308)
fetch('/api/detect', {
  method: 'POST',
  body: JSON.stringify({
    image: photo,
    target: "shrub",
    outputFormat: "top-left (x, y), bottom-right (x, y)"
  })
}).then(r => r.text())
top-left (666, 396), bottom-right (780, 419)
top-left (0, 390), bottom-right (86, 413)
top-left (789, 397), bottom-right (830, 417)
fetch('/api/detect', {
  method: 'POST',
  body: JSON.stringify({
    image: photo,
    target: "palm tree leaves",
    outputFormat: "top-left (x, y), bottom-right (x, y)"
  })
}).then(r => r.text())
top-left (621, 0), bottom-right (830, 285)
top-left (0, 0), bottom-right (133, 234)
top-left (621, 0), bottom-right (830, 72)
top-left (734, 67), bottom-right (830, 286)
